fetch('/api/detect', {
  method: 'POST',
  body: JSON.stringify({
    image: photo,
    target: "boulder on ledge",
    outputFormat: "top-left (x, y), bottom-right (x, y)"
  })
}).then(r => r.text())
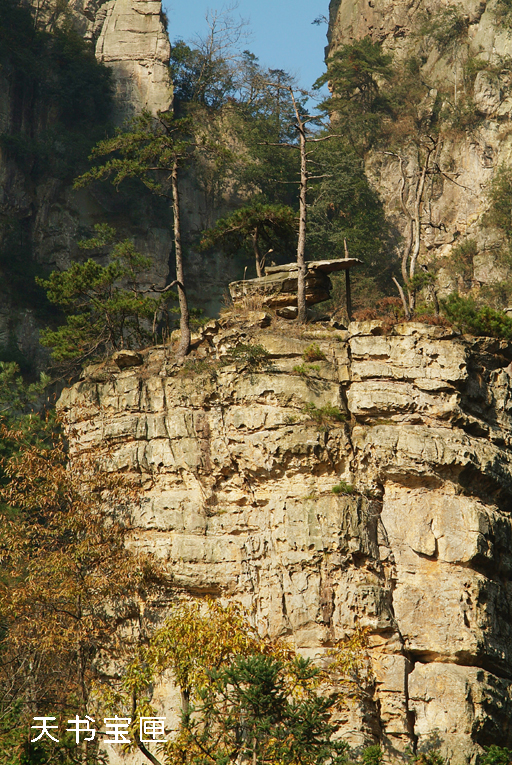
top-left (229, 258), bottom-right (362, 310)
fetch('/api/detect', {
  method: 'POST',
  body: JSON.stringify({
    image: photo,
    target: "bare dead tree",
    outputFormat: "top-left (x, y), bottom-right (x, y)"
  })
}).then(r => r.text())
top-left (265, 87), bottom-right (339, 323)
top-left (289, 88), bottom-right (309, 323)
top-left (189, 2), bottom-right (251, 104)
top-left (171, 156), bottom-right (191, 358)
top-left (386, 135), bottom-right (441, 319)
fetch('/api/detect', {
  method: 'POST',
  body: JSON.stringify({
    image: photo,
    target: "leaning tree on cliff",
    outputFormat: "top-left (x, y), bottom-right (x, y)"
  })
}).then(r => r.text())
top-left (199, 201), bottom-right (297, 278)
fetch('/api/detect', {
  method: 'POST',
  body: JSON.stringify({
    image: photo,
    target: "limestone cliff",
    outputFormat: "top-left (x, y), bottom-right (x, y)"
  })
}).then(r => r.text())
top-left (58, 319), bottom-right (512, 763)
top-left (327, 0), bottom-right (512, 291)
top-left (67, 0), bottom-right (172, 124)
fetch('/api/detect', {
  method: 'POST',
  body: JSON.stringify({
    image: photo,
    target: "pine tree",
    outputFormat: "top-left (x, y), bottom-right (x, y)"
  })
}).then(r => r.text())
top-left (75, 113), bottom-right (195, 359)
top-left (37, 225), bottom-right (173, 369)
top-left (200, 202), bottom-right (296, 277)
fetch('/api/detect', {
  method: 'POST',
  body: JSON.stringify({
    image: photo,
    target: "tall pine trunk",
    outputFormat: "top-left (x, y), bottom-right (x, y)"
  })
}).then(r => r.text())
top-left (296, 124), bottom-right (307, 323)
top-left (290, 88), bottom-right (308, 324)
top-left (171, 157), bottom-right (191, 359)
top-left (252, 226), bottom-right (264, 278)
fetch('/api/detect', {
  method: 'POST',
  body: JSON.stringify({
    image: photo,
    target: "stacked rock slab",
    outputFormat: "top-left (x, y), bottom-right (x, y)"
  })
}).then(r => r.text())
top-left (58, 322), bottom-right (512, 763)
top-left (228, 258), bottom-right (362, 312)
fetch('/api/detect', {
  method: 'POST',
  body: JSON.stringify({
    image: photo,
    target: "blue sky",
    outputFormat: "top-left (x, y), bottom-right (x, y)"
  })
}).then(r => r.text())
top-left (162, 0), bottom-right (331, 95)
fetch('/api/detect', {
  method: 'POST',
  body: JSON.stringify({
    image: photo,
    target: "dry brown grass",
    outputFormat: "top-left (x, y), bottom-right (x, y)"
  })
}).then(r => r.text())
top-left (352, 297), bottom-right (403, 332)
top-left (416, 313), bottom-right (452, 327)
top-left (352, 298), bottom-right (452, 333)
top-left (220, 291), bottom-right (266, 314)
top-left (219, 292), bottom-right (280, 331)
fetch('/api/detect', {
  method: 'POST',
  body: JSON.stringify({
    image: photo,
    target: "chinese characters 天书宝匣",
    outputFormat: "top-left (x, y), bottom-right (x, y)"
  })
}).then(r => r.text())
top-left (30, 716), bottom-right (167, 744)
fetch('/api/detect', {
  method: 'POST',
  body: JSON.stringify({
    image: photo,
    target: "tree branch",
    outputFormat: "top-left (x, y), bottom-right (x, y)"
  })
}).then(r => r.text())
top-left (393, 276), bottom-right (410, 321)
top-left (306, 134), bottom-right (342, 142)
top-left (259, 141), bottom-right (297, 148)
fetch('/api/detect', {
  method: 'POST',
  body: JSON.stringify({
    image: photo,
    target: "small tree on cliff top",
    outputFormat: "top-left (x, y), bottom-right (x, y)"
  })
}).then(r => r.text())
top-left (261, 85), bottom-right (343, 323)
top-left (75, 111), bottom-right (194, 359)
top-left (200, 201), bottom-right (297, 277)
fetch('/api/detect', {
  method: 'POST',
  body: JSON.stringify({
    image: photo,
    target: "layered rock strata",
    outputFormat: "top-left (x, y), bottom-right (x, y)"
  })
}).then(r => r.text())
top-left (229, 258), bottom-right (362, 313)
top-left (58, 321), bottom-right (512, 763)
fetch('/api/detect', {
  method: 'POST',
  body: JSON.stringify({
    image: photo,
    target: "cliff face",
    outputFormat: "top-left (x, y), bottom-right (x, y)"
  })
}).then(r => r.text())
top-left (0, 0), bottom-right (174, 370)
top-left (327, 0), bottom-right (512, 288)
top-left (58, 320), bottom-right (512, 763)
top-left (68, 0), bottom-right (172, 124)
top-left (0, 0), bottom-right (248, 368)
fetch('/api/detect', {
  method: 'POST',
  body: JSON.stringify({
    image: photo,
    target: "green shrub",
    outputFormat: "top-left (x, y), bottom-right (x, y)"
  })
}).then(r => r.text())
top-left (227, 343), bottom-right (271, 369)
top-left (179, 359), bottom-right (213, 378)
top-left (447, 95), bottom-right (481, 131)
top-left (495, 0), bottom-right (512, 26)
top-left (293, 363), bottom-right (321, 377)
top-left (332, 481), bottom-right (355, 495)
top-left (462, 55), bottom-right (512, 89)
top-left (485, 165), bottom-right (512, 241)
top-left (0, 362), bottom-right (50, 419)
top-left (480, 745), bottom-right (512, 765)
top-left (442, 293), bottom-right (512, 339)
top-left (362, 745), bottom-right (384, 765)
top-left (419, 5), bottom-right (469, 54)
top-left (443, 238), bottom-right (477, 289)
top-left (464, 56), bottom-right (492, 84)
top-left (412, 752), bottom-right (446, 765)
top-left (302, 343), bottom-right (326, 362)
top-left (303, 403), bottom-right (346, 424)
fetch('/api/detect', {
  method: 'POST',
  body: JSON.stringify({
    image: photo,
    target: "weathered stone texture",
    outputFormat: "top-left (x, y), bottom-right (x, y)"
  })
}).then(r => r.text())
top-left (62, 0), bottom-right (173, 122)
top-left (58, 322), bottom-right (512, 762)
top-left (89, 0), bottom-right (172, 123)
top-left (327, 0), bottom-right (512, 289)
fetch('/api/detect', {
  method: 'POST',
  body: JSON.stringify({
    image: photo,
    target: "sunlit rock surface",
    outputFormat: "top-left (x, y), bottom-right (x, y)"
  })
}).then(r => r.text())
top-left (327, 0), bottom-right (512, 290)
top-left (70, 0), bottom-right (172, 123)
top-left (59, 321), bottom-right (512, 763)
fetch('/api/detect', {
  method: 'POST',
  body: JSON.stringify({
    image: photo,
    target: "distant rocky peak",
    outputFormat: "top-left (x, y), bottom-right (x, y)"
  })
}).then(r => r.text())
top-left (67, 0), bottom-right (173, 123)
